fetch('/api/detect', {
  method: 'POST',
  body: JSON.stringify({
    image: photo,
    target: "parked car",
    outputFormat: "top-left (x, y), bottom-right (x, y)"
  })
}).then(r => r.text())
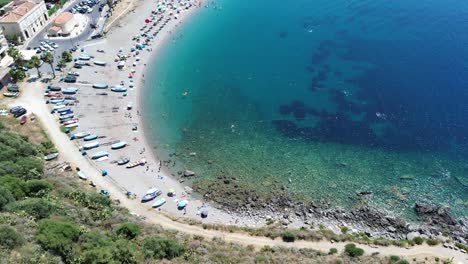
top-left (13, 108), bottom-right (27, 118)
top-left (20, 115), bottom-right (27, 125)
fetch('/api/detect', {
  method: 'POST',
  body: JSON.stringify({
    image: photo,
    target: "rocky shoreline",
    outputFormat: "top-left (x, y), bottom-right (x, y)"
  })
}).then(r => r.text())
top-left (190, 175), bottom-right (467, 244)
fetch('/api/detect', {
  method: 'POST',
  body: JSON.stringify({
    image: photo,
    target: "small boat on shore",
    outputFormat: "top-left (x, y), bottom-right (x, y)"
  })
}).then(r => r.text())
top-left (111, 86), bottom-right (127, 92)
top-left (53, 104), bottom-right (66, 110)
top-left (84, 134), bottom-right (98, 141)
top-left (93, 61), bottom-right (107, 66)
top-left (117, 158), bottom-right (130, 165)
top-left (93, 84), bottom-right (108, 89)
top-left (3, 92), bottom-right (19, 97)
top-left (44, 153), bottom-right (59, 161)
top-left (141, 187), bottom-right (162, 203)
top-left (96, 156), bottom-right (109, 162)
top-left (126, 158), bottom-right (146, 168)
top-left (91, 151), bottom-right (109, 160)
top-left (57, 107), bottom-right (71, 113)
top-left (73, 132), bottom-right (90, 139)
top-left (59, 114), bottom-right (74, 121)
top-left (152, 198), bottom-right (166, 208)
top-left (48, 86), bottom-right (61, 91)
top-left (50, 99), bottom-right (65, 104)
top-left (77, 171), bottom-right (88, 180)
top-left (59, 109), bottom-right (73, 116)
top-left (111, 141), bottom-right (127, 150)
top-left (62, 87), bottom-right (78, 94)
top-left (65, 122), bottom-right (79, 128)
top-left (79, 54), bottom-right (91, 60)
top-left (81, 141), bottom-right (100, 150)
top-left (63, 119), bottom-right (78, 125)
top-left (117, 61), bottom-right (125, 69)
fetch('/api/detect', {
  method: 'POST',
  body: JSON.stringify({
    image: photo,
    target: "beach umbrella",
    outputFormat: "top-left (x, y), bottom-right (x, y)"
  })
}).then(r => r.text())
top-left (201, 209), bottom-right (208, 218)
top-left (145, 18), bottom-right (150, 23)
top-left (101, 170), bottom-right (107, 176)
top-left (178, 200), bottom-right (188, 208)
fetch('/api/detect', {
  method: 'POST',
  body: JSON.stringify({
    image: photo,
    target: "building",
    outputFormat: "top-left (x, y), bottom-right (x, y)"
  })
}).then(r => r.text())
top-left (48, 12), bottom-right (74, 36)
top-left (0, 28), bottom-right (8, 60)
top-left (0, 0), bottom-right (49, 42)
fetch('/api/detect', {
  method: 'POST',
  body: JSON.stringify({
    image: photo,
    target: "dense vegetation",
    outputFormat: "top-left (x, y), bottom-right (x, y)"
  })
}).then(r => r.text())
top-left (0, 119), bottom-right (438, 263)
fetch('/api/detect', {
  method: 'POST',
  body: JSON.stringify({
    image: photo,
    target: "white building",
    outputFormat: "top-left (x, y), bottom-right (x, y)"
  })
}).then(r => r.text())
top-left (0, 0), bottom-right (49, 42)
top-left (48, 12), bottom-right (75, 36)
top-left (0, 28), bottom-right (8, 60)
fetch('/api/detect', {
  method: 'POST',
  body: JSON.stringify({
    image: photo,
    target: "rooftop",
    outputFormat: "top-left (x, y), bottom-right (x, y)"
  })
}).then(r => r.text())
top-left (0, 1), bottom-right (37, 23)
top-left (53, 12), bottom-right (73, 25)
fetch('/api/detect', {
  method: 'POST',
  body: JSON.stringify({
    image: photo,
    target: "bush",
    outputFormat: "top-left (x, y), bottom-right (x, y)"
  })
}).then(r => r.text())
top-left (344, 243), bottom-right (364, 257)
top-left (25, 180), bottom-right (52, 197)
top-left (426, 239), bottom-right (439, 246)
top-left (0, 186), bottom-right (15, 210)
top-left (143, 236), bottom-right (185, 260)
top-left (6, 198), bottom-right (57, 219)
top-left (340, 226), bottom-right (349, 234)
top-left (116, 223), bottom-right (141, 239)
top-left (328, 248), bottom-right (338, 255)
top-left (413, 236), bottom-right (424, 245)
top-left (36, 219), bottom-right (80, 258)
top-left (390, 255), bottom-right (400, 262)
top-left (111, 239), bottom-right (140, 263)
top-left (0, 225), bottom-right (24, 249)
top-left (282, 232), bottom-right (296, 242)
top-left (0, 176), bottom-right (26, 199)
top-left (396, 260), bottom-right (409, 264)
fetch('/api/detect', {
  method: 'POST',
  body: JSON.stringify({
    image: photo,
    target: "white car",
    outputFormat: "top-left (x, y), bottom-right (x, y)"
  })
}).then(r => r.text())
top-left (68, 71), bottom-right (80, 76)
top-left (50, 42), bottom-right (58, 48)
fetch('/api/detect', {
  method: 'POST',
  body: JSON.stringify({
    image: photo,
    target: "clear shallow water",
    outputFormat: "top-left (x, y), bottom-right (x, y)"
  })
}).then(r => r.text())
top-left (143, 0), bottom-right (468, 219)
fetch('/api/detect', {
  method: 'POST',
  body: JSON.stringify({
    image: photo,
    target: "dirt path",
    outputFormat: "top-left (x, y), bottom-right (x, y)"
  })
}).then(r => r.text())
top-left (7, 82), bottom-right (466, 263)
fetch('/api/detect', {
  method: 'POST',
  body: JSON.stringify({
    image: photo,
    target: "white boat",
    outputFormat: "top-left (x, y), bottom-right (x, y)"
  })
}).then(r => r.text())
top-left (74, 132), bottom-right (90, 138)
top-left (152, 198), bottom-right (166, 208)
top-left (141, 187), bottom-right (161, 202)
top-left (77, 171), bottom-right (88, 180)
top-left (81, 141), bottom-right (100, 150)
top-left (65, 123), bottom-right (79, 128)
top-left (79, 54), bottom-right (91, 60)
top-left (53, 104), bottom-right (67, 110)
top-left (111, 141), bottom-right (127, 150)
top-left (91, 151), bottom-right (109, 159)
top-left (96, 156), bottom-right (109, 162)
top-left (44, 153), bottom-right (59, 161)
top-left (93, 61), bottom-right (107, 66)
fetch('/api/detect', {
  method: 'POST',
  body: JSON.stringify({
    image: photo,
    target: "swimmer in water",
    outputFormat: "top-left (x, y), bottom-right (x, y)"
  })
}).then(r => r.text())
top-left (182, 91), bottom-right (188, 96)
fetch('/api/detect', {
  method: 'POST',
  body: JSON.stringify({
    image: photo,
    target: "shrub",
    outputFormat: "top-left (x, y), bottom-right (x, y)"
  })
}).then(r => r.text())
top-left (36, 219), bottom-right (80, 258)
top-left (143, 236), bottom-right (185, 260)
top-left (0, 176), bottom-right (26, 199)
top-left (344, 243), bottom-right (364, 257)
top-left (340, 226), bottom-right (349, 234)
top-left (426, 239), bottom-right (439, 246)
top-left (413, 236), bottom-right (424, 245)
top-left (255, 256), bottom-right (268, 263)
top-left (282, 232), bottom-right (296, 242)
top-left (396, 260), bottom-right (409, 264)
top-left (116, 223), bottom-right (141, 239)
top-left (111, 239), bottom-right (140, 263)
top-left (328, 248), bottom-right (338, 255)
top-left (0, 225), bottom-right (24, 249)
top-left (0, 186), bottom-right (15, 210)
top-left (390, 255), bottom-right (400, 262)
top-left (25, 180), bottom-right (52, 197)
top-left (6, 198), bottom-right (57, 219)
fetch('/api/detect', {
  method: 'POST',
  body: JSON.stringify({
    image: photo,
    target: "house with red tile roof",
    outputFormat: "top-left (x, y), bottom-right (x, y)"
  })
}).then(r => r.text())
top-left (0, 0), bottom-right (49, 42)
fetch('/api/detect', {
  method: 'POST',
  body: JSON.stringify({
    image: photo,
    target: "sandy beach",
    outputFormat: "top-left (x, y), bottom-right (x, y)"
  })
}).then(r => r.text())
top-left (40, 0), bottom-right (266, 227)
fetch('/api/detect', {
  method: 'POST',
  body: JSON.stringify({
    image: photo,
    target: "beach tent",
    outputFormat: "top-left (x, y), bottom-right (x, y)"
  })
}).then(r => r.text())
top-left (201, 209), bottom-right (208, 218)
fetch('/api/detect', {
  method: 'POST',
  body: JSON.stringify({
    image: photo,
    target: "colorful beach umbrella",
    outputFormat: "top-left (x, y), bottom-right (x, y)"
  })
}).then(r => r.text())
top-left (145, 18), bottom-right (150, 23)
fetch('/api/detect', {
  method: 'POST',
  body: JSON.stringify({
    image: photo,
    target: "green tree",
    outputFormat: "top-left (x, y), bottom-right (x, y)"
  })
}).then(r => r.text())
top-left (9, 68), bottom-right (26, 83)
top-left (344, 243), bottom-right (364, 257)
top-left (61, 51), bottom-right (72, 62)
top-left (6, 198), bottom-right (57, 219)
top-left (143, 236), bottom-right (185, 260)
top-left (116, 223), bottom-right (140, 239)
top-left (0, 176), bottom-right (26, 200)
top-left (41, 52), bottom-right (55, 78)
top-left (7, 47), bottom-right (24, 66)
top-left (111, 239), bottom-right (139, 263)
top-left (58, 59), bottom-right (66, 68)
top-left (0, 225), bottom-right (24, 249)
top-left (36, 219), bottom-right (80, 259)
top-left (25, 180), bottom-right (52, 197)
top-left (28, 55), bottom-right (42, 78)
top-left (0, 186), bottom-right (15, 210)
top-left (81, 232), bottom-right (114, 263)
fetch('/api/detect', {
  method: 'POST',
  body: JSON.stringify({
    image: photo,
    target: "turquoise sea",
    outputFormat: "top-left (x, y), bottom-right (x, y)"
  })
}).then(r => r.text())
top-left (142, 0), bottom-right (468, 220)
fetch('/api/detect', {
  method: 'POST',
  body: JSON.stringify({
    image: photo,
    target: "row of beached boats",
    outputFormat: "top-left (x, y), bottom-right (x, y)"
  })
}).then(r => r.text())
top-left (92, 83), bottom-right (128, 93)
top-left (141, 187), bottom-right (166, 208)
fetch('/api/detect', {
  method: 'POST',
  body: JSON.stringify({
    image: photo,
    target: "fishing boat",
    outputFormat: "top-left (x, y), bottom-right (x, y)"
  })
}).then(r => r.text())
top-left (44, 153), bottom-right (59, 161)
top-left (141, 187), bottom-right (161, 203)
top-left (93, 61), bottom-right (107, 66)
top-left (96, 156), bottom-right (109, 162)
top-left (79, 54), bottom-right (91, 60)
top-left (75, 61), bottom-right (86, 66)
top-left (74, 132), bottom-right (90, 139)
top-left (62, 87), bottom-right (78, 94)
top-left (117, 158), bottom-right (130, 165)
top-left (77, 171), bottom-right (88, 180)
top-left (93, 84), bottom-right (108, 89)
top-left (65, 123), bottom-right (79, 128)
top-left (53, 104), bottom-right (66, 110)
top-left (59, 114), bottom-right (74, 121)
top-left (57, 107), bottom-right (71, 113)
top-left (3, 92), bottom-right (19, 97)
top-left (111, 141), bottom-right (127, 150)
top-left (152, 198), bottom-right (166, 208)
top-left (126, 158), bottom-right (146, 168)
top-left (59, 110), bottom-right (73, 115)
top-left (111, 86), bottom-right (127, 92)
top-left (83, 134), bottom-right (98, 141)
top-left (81, 141), bottom-right (99, 150)
top-left (91, 151), bottom-right (109, 160)
top-left (50, 99), bottom-right (65, 104)
top-left (63, 119), bottom-right (78, 125)
top-left (48, 86), bottom-right (61, 91)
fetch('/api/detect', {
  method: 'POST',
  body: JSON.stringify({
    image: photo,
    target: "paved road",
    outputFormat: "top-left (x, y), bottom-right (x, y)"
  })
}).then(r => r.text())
top-left (25, 0), bottom-right (109, 75)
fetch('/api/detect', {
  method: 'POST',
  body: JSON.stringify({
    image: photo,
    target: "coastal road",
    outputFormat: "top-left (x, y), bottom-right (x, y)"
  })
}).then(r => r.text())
top-left (9, 81), bottom-right (468, 264)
